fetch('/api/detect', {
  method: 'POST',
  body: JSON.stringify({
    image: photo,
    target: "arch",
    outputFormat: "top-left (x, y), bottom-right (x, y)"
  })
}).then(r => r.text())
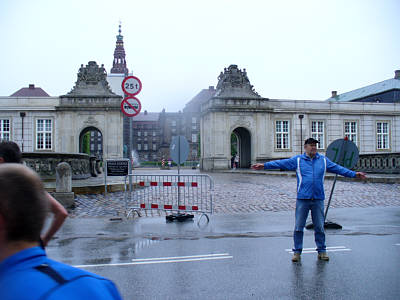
top-left (231, 127), bottom-right (251, 168)
top-left (79, 127), bottom-right (103, 160)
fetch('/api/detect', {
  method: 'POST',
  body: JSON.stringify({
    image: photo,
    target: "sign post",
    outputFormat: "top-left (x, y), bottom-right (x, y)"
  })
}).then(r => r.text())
top-left (121, 75), bottom-right (143, 195)
top-left (104, 159), bottom-right (130, 195)
top-left (166, 135), bottom-right (193, 222)
top-left (306, 138), bottom-right (359, 230)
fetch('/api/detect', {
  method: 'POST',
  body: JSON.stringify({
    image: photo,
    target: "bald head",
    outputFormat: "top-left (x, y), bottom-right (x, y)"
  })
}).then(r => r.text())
top-left (0, 164), bottom-right (48, 242)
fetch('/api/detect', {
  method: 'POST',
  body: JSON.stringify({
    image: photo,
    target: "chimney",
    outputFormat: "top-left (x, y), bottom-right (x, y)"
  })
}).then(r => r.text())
top-left (331, 91), bottom-right (337, 98)
top-left (209, 86), bottom-right (214, 90)
top-left (144, 110), bottom-right (148, 115)
top-left (29, 84), bottom-right (35, 89)
top-left (395, 70), bottom-right (400, 79)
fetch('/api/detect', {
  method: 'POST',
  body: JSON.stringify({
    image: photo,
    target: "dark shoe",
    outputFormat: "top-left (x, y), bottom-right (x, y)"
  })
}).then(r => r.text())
top-left (318, 252), bottom-right (329, 261)
top-left (292, 253), bottom-right (301, 262)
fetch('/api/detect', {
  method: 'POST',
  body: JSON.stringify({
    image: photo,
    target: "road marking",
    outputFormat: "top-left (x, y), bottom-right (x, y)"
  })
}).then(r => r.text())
top-left (285, 246), bottom-right (351, 254)
top-left (74, 253), bottom-right (232, 268)
top-left (395, 243), bottom-right (400, 246)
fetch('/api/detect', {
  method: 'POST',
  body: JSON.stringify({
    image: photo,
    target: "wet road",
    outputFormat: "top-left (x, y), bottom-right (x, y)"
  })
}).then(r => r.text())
top-left (46, 206), bottom-right (400, 299)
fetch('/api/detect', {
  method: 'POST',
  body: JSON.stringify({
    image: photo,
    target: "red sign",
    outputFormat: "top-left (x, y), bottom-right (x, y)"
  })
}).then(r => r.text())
top-left (121, 96), bottom-right (141, 117)
top-left (121, 76), bottom-right (142, 96)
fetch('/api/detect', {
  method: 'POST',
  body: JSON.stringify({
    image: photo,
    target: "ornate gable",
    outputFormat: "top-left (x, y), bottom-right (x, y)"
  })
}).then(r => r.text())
top-left (214, 65), bottom-right (260, 98)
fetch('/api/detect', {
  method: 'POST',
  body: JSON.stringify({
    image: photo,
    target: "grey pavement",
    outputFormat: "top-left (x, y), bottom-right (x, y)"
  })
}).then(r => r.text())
top-left (46, 206), bottom-right (400, 299)
top-left (51, 168), bottom-right (400, 218)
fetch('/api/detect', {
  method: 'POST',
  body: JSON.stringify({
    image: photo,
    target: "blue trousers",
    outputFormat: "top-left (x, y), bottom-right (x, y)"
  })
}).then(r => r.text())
top-left (293, 199), bottom-right (326, 253)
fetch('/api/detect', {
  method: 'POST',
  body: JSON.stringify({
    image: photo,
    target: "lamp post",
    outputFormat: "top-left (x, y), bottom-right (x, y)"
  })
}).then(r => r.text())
top-left (20, 112), bottom-right (26, 152)
top-left (298, 114), bottom-right (304, 154)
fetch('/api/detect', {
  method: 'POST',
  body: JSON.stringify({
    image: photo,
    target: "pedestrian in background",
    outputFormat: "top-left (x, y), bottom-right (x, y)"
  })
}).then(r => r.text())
top-left (0, 141), bottom-right (68, 247)
top-left (252, 138), bottom-right (366, 262)
top-left (234, 154), bottom-right (239, 169)
top-left (0, 164), bottom-right (122, 299)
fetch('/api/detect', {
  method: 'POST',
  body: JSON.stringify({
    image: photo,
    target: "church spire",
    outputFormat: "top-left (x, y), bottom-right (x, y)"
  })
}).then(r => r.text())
top-left (110, 23), bottom-right (129, 75)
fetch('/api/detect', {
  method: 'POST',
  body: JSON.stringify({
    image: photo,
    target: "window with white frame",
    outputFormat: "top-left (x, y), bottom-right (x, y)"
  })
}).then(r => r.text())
top-left (144, 131), bottom-right (147, 137)
top-left (192, 117), bottom-right (196, 124)
top-left (311, 121), bottom-right (324, 149)
top-left (0, 119), bottom-right (10, 141)
top-left (152, 143), bottom-right (157, 151)
top-left (137, 131), bottom-right (141, 137)
top-left (137, 143), bottom-right (142, 150)
top-left (153, 131), bottom-right (156, 136)
top-left (376, 122), bottom-right (390, 150)
top-left (275, 120), bottom-right (290, 149)
top-left (192, 134), bottom-right (197, 143)
top-left (344, 121), bottom-right (358, 145)
top-left (171, 120), bottom-right (176, 127)
top-left (36, 119), bottom-right (52, 150)
top-left (144, 144), bottom-right (148, 151)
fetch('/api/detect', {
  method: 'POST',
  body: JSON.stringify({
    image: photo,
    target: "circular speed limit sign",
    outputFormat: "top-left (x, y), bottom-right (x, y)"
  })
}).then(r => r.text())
top-left (121, 96), bottom-right (142, 117)
top-left (121, 76), bottom-right (142, 96)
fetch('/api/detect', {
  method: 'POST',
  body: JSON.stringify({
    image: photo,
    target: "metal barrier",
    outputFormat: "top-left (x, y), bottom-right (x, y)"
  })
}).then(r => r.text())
top-left (124, 174), bottom-right (213, 219)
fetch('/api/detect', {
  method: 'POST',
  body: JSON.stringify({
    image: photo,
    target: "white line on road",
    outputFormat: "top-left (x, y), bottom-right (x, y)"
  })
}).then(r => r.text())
top-left (132, 253), bottom-right (230, 262)
top-left (285, 246), bottom-right (351, 254)
top-left (74, 253), bottom-right (233, 268)
top-left (285, 246), bottom-right (347, 251)
top-left (395, 243), bottom-right (400, 246)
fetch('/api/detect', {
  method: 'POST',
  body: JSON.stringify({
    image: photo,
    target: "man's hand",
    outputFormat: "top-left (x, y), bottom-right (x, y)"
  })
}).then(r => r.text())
top-left (356, 172), bottom-right (367, 180)
top-left (251, 163), bottom-right (264, 170)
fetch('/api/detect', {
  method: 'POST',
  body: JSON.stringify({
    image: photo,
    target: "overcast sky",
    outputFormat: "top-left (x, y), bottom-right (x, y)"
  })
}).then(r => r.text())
top-left (1, 0), bottom-right (399, 112)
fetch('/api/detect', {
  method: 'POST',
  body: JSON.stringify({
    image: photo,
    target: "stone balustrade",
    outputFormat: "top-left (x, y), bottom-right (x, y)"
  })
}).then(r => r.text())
top-left (355, 153), bottom-right (400, 174)
top-left (22, 152), bottom-right (93, 180)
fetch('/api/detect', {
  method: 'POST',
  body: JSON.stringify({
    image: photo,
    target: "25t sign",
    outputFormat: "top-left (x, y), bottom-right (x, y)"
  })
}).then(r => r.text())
top-left (122, 76), bottom-right (142, 96)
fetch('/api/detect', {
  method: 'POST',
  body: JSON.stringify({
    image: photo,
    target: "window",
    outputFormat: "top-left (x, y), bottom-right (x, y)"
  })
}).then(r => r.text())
top-left (152, 143), bottom-right (157, 151)
top-left (311, 121), bottom-right (324, 149)
top-left (137, 131), bottom-right (141, 137)
top-left (192, 125), bottom-right (197, 130)
top-left (172, 120), bottom-right (176, 127)
top-left (344, 121), bottom-right (358, 146)
top-left (192, 117), bottom-right (196, 124)
top-left (144, 144), bottom-right (148, 150)
top-left (137, 144), bottom-right (142, 150)
top-left (192, 149), bottom-right (197, 157)
top-left (36, 119), bottom-right (52, 150)
top-left (275, 120), bottom-right (290, 149)
top-left (0, 119), bottom-right (10, 141)
top-left (153, 131), bottom-right (156, 136)
top-left (377, 122), bottom-right (390, 150)
top-left (192, 134), bottom-right (197, 143)
top-left (144, 131), bottom-right (147, 137)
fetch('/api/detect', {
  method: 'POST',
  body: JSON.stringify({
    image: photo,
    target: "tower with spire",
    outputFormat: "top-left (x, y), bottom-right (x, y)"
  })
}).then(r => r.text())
top-left (110, 24), bottom-right (129, 75)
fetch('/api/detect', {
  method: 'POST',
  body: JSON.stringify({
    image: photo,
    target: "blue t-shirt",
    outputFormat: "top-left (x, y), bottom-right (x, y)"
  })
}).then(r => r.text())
top-left (0, 247), bottom-right (122, 300)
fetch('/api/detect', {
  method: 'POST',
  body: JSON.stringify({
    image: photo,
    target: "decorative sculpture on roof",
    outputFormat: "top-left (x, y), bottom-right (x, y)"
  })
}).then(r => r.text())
top-left (214, 64), bottom-right (260, 98)
top-left (67, 61), bottom-right (115, 96)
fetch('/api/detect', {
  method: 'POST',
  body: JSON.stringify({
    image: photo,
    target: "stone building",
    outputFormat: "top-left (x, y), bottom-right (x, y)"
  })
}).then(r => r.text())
top-left (200, 65), bottom-right (400, 171)
top-left (0, 61), bottom-right (123, 160)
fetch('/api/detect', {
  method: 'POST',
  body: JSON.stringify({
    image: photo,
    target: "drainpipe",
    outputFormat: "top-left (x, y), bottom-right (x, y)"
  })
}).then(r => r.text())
top-left (20, 112), bottom-right (26, 152)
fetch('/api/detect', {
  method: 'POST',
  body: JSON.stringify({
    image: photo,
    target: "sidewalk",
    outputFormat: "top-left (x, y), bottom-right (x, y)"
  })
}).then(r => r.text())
top-left (43, 167), bottom-right (400, 194)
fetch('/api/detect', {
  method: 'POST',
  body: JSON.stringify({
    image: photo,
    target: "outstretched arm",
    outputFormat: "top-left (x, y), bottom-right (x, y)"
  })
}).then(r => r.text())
top-left (41, 192), bottom-right (68, 247)
top-left (252, 157), bottom-right (297, 171)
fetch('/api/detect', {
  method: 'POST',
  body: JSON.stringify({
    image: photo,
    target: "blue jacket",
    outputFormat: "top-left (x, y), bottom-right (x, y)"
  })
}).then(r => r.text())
top-left (264, 153), bottom-right (356, 200)
top-left (0, 247), bottom-right (122, 300)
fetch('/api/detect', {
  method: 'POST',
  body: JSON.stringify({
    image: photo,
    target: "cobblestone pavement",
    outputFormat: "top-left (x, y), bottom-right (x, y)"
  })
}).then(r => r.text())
top-left (70, 172), bottom-right (400, 217)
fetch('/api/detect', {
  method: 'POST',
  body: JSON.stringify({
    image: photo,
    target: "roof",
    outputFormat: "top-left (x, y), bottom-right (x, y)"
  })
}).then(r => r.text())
top-left (132, 111), bottom-right (159, 122)
top-left (327, 72), bottom-right (400, 102)
top-left (183, 86), bottom-right (216, 112)
top-left (10, 84), bottom-right (50, 97)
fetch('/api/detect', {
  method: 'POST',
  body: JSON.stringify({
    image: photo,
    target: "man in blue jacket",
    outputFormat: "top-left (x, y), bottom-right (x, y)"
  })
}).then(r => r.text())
top-left (0, 164), bottom-right (123, 299)
top-left (252, 138), bottom-right (366, 262)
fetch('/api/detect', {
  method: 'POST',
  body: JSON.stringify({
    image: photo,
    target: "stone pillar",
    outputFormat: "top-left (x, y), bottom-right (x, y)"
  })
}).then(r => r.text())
top-left (54, 162), bottom-right (75, 208)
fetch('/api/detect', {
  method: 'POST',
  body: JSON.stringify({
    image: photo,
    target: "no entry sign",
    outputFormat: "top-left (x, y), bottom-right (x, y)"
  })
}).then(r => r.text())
top-left (121, 76), bottom-right (142, 96)
top-left (121, 96), bottom-right (141, 117)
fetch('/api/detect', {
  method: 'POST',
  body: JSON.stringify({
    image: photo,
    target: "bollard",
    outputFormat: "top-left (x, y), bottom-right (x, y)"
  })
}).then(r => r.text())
top-left (53, 162), bottom-right (75, 208)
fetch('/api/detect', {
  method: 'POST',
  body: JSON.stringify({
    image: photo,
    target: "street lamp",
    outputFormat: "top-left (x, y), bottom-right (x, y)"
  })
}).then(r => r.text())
top-left (20, 112), bottom-right (26, 152)
top-left (298, 114), bottom-right (304, 154)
